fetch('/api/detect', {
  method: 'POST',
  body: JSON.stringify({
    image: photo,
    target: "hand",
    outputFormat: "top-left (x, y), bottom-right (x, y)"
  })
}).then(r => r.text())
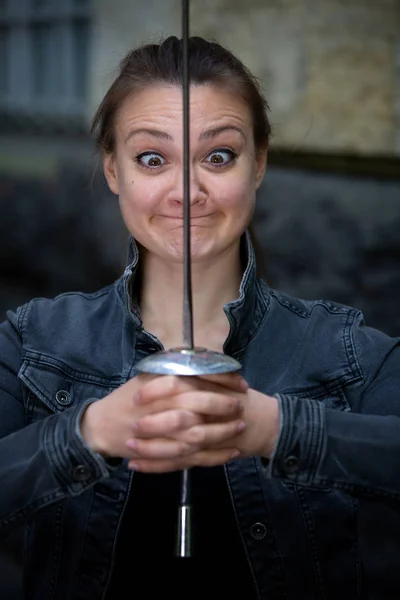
top-left (80, 372), bottom-right (247, 464)
top-left (221, 387), bottom-right (279, 459)
top-left (126, 373), bottom-right (248, 472)
top-left (126, 375), bottom-right (280, 473)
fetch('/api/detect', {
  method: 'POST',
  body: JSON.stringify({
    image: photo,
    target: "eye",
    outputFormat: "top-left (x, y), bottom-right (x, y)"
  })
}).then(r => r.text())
top-left (135, 152), bottom-right (166, 169)
top-left (205, 148), bottom-right (237, 167)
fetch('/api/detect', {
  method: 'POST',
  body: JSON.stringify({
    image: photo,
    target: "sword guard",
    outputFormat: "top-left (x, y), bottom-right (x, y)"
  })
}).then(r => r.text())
top-left (135, 347), bottom-right (241, 376)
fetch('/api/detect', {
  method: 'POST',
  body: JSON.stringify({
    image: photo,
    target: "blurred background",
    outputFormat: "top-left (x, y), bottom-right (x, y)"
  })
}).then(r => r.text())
top-left (0, 0), bottom-right (399, 335)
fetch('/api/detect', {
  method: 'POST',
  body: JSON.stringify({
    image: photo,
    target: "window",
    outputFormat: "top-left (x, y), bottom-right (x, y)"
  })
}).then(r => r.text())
top-left (0, 0), bottom-right (92, 127)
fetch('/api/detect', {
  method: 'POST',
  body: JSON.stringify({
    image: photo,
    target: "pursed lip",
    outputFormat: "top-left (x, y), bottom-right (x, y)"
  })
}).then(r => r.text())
top-left (160, 214), bottom-right (214, 220)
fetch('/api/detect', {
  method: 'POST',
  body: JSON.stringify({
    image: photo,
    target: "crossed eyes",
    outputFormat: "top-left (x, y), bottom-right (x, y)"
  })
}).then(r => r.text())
top-left (136, 148), bottom-right (237, 169)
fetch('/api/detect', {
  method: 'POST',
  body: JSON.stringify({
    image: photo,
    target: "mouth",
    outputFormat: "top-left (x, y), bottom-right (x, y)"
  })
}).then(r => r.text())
top-left (161, 215), bottom-right (214, 221)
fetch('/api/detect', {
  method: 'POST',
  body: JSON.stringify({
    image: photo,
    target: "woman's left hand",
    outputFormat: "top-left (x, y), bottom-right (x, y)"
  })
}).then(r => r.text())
top-left (127, 373), bottom-right (280, 472)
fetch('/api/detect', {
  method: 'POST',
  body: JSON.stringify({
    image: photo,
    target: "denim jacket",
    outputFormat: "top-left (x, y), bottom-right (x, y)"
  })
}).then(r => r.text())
top-left (1, 232), bottom-right (400, 599)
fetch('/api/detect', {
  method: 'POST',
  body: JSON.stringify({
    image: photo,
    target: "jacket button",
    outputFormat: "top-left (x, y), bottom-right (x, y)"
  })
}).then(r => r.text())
top-left (73, 465), bottom-right (90, 482)
top-left (283, 455), bottom-right (300, 474)
top-left (250, 522), bottom-right (267, 540)
top-left (55, 389), bottom-right (72, 407)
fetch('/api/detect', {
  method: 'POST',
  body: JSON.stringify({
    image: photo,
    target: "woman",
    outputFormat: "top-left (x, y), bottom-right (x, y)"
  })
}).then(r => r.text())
top-left (1, 36), bottom-right (400, 599)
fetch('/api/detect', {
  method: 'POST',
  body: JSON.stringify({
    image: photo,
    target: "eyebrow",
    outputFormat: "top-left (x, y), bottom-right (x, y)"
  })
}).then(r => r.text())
top-left (125, 125), bottom-right (246, 144)
top-left (125, 128), bottom-right (173, 144)
top-left (199, 125), bottom-right (246, 141)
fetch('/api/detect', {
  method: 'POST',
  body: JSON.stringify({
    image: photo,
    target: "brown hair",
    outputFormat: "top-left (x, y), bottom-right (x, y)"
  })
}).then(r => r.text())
top-left (91, 36), bottom-right (271, 156)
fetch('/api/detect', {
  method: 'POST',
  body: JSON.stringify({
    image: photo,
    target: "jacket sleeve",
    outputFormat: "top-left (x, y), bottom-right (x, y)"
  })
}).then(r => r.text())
top-left (0, 307), bottom-right (111, 534)
top-left (266, 316), bottom-right (400, 500)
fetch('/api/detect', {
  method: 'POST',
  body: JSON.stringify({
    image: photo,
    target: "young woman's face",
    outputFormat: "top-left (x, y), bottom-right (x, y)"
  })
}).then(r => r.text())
top-left (104, 84), bottom-right (266, 264)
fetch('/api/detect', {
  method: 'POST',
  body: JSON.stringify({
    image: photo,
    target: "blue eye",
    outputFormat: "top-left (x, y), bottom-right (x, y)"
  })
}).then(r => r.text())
top-left (136, 152), bottom-right (165, 168)
top-left (205, 148), bottom-right (237, 166)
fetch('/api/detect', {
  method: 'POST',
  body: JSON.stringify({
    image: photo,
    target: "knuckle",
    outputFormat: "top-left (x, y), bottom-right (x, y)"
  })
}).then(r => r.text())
top-left (229, 397), bottom-right (241, 413)
top-left (230, 420), bottom-right (241, 434)
top-left (178, 441), bottom-right (192, 455)
top-left (172, 410), bottom-right (191, 430)
top-left (177, 410), bottom-right (190, 429)
top-left (188, 426), bottom-right (205, 444)
top-left (169, 411), bottom-right (181, 430)
top-left (131, 439), bottom-right (142, 454)
top-left (137, 416), bottom-right (154, 434)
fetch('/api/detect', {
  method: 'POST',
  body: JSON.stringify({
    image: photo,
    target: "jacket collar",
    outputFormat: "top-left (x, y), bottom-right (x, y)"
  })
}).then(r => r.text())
top-left (117, 230), bottom-right (270, 358)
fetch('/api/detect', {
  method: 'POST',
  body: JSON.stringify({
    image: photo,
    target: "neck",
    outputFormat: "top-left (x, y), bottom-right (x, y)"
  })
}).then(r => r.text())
top-left (138, 241), bottom-right (243, 349)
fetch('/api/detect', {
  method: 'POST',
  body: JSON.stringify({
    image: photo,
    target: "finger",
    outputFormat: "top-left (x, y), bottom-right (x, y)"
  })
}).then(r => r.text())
top-left (190, 448), bottom-right (240, 467)
top-left (195, 373), bottom-right (249, 392)
top-left (134, 375), bottom-right (194, 405)
top-left (135, 373), bottom-right (247, 405)
top-left (132, 410), bottom-right (202, 438)
top-left (136, 373), bottom-right (160, 384)
top-left (126, 436), bottom-right (199, 460)
top-left (126, 372), bottom-right (159, 391)
top-left (179, 419), bottom-right (246, 446)
top-left (172, 391), bottom-right (243, 419)
top-left (127, 448), bottom-right (240, 473)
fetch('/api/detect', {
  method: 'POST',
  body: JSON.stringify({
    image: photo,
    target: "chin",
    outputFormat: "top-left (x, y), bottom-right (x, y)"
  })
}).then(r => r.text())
top-left (163, 233), bottom-right (216, 263)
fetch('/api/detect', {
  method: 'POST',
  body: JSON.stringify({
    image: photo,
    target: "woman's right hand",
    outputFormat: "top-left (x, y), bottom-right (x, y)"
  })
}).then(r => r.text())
top-left (80, 373), bottom-right (155, 458)
top-left (79, 373), bottom-right (247, 462)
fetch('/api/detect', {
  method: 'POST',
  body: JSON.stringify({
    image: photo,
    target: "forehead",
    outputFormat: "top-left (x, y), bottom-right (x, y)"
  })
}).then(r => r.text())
top-left (115, 83), bottom-right (252, 136)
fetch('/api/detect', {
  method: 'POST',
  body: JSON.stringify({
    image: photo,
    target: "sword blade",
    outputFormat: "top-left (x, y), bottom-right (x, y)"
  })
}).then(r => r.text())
top-left (178, 0), bottom-right (193, 553)
top-left (182, 0), bottom-right (194, 351)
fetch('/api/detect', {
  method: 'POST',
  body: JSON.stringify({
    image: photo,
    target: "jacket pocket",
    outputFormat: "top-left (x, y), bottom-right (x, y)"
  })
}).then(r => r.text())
top-left (19, 356), bottom-right (115, 422)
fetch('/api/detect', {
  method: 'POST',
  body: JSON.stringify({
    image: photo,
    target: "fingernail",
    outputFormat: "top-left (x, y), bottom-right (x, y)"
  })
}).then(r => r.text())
top-left (237, 421), bottom-right (246, 432)
top-left (134, 392), bottom-right (141, 403)
top-left (132, 422), bottom-right (138, 432)
top-left (240, 378), bottom-right (249, 391)
top-left (126, 439), bottom-right (136, 449)
top-left (128, 462), bottom-right (139, 471)
top-left (230, 450), bottom-right (240, 459)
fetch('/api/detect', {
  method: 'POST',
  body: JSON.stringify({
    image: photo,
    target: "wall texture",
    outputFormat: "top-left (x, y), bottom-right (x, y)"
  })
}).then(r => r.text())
top-left (91, 0), bottom-right (400, 156)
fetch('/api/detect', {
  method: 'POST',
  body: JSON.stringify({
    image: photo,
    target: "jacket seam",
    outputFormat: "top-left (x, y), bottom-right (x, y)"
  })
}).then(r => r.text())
top-left (0, 490), bottom-right (65, 531)
top-left (269, 290), bottom-right (361, 320)
top-left (20, 352), bottom-right (122, 387)
top-left (344, 310), bottom-right (364, 382)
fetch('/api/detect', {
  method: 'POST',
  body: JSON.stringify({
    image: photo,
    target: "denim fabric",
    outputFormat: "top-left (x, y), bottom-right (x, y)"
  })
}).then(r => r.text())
top-left (1, 232), bottom-right (400, 599)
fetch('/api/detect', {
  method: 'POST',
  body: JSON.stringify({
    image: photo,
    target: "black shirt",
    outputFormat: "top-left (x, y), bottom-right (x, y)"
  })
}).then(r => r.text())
top-left (105, 466), bottom-right (257, 599)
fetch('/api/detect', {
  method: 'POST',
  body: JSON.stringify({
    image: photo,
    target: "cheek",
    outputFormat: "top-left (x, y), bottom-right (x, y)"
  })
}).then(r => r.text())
top-left (118, 173), bottom-right (162, 214)
top-left (214, 171), bottom-right (255, 211)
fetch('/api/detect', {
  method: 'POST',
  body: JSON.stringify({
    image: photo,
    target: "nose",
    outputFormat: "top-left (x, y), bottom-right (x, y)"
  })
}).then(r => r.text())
top-left (167, 164), bottom-right (207, 208)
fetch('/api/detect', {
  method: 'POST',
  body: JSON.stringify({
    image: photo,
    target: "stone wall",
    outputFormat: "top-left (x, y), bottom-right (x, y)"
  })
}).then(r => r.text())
top-left (191, 0), bottom-right (400, 155)
top-left (91, 0), bottom-right (400, 156)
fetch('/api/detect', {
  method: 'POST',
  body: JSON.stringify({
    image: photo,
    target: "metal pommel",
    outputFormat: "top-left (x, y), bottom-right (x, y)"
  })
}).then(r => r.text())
top-left (176, 504), bottom-right (192, 558)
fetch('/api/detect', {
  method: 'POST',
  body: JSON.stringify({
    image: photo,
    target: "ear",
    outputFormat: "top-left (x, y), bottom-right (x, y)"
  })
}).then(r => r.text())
top-left (103, 153), bottom-right (120, 195)
top-left (255, 148), bottom-right (268, 190)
